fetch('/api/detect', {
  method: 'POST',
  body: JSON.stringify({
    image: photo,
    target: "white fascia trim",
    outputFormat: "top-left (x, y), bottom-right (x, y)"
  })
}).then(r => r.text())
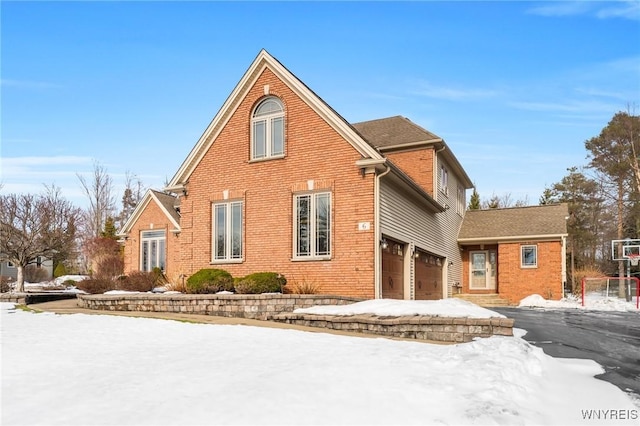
top-left (458, 233), bottom-right (569, 244)
top-left (377, 138), bottom-right (443, 152)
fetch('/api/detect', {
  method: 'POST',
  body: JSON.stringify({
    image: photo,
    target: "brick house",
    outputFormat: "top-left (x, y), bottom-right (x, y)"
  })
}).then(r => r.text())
top-left (118, 50), bottom-right (568, 304)
top-left (457, 204), bottom-right (569, 304)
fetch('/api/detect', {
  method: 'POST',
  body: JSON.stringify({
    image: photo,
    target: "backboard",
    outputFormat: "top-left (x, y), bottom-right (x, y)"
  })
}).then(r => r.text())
top-left (612, 239), bottom-right (640, 261)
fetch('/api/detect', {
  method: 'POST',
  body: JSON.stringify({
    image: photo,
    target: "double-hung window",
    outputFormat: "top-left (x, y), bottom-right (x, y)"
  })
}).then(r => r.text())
top-left (294, 192), bottom-right (331, 259)
top-left (141, 230), bottom-right (166, 272)
top-left (439, 165), bottom-right (449, 195)
top-left (213, 201), bottom-right (243, 262)
top-left (251, 97), bottom-right (284, 160)
top-left (521, 245), bottom-right (537, 268)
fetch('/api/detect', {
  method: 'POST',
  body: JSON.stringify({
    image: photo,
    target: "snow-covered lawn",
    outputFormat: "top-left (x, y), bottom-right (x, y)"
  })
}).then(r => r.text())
top-left (1, 299), bottom-right (638, 425)
top-left (520, 293), bottom-right (640, 312)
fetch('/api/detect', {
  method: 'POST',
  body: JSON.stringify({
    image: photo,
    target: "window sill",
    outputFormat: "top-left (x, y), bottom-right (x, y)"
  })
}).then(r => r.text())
top-left (249, 155), bottom-right (285, 163)
top-left (520, 265), bottom-right (538, 269)
top-left (291, 256), bottom-right (332, 262)
top-left (210, 259), bottom-right (244, 265)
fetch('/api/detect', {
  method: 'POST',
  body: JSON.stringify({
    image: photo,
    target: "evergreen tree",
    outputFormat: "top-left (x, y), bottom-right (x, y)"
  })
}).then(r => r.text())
top-left (468, 187), bottom-right (481, 210)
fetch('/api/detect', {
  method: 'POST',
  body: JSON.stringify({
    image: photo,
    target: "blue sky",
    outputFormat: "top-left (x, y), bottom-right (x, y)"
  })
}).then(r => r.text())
top-left (1, 1), bottom-right (639, 209)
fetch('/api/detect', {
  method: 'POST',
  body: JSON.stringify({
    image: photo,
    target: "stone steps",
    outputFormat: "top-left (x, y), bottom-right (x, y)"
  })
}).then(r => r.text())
top-left (453, 293), bottom-right (512, 307)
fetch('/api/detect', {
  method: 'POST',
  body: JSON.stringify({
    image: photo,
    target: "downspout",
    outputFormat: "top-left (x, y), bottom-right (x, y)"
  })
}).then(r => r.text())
top-left (374, 163), bottom-right (392, 299)
top-left (561, 235), bottom-right (567, 299)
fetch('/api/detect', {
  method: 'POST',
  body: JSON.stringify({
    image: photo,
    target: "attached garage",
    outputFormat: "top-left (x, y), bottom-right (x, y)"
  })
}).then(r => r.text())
top-left (414, 250), bottom-right (443, 300)
top-left (381, 239), bottom-right (405, 299)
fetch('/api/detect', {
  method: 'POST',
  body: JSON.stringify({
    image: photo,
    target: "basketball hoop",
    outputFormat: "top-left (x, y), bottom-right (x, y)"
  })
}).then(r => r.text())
top-left (629, 254), bottom-right (640, 267)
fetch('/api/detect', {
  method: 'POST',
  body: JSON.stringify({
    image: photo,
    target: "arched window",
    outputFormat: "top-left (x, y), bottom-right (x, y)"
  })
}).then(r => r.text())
top-left (251, 97), bottom-right (284, 160)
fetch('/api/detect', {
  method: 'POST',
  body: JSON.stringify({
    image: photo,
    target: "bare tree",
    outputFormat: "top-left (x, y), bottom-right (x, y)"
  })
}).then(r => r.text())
top-left (118, 171), bottom-right (146, 229)
top-left (0, 186), bottom-right (81, 292)
top-left (77, 161), bottom-right (116, 238)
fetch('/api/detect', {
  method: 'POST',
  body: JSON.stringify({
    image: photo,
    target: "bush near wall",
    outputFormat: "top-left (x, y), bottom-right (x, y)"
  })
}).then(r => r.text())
top-left (76, 278), bottom-right (116, 294)
top-left (234, 272), bottom-right (286, 294)
top-left (186, 269), bottom-right (234, 294)
top-left (116, 271), bottom-right (157, 292)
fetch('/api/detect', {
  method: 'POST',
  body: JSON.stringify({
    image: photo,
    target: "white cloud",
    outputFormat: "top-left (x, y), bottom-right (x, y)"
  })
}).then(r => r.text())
top-left (526, 1), bottom-right (592, 17)
top-left (596, 1), bottom-right (640, 21)
top-left (526, 1), bottom-right (640, 21)
top-left (0, 79), bottom-right (63, 89)
top-left (410, 80), bottom-right (499, 101)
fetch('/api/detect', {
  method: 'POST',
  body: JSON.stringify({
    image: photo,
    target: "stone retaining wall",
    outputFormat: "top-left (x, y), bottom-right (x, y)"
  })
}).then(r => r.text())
top-left (272, 312), bottom-right (514, 343)
top-left (77, 293), bottom-right (361, 320)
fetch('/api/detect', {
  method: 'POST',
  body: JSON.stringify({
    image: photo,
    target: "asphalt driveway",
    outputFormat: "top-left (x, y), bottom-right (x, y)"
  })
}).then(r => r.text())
top-left (493, 307), bottom-right (640, 398)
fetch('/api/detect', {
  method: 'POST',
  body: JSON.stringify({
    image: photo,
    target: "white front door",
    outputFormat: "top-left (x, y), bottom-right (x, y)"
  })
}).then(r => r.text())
top-left (469, 250), bottom-right (497, 290)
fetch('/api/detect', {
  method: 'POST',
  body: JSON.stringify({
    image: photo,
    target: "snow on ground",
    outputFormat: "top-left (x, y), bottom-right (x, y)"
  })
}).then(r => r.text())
top-left (295, 298), bottom-right (505, 318)
top-left (1, 301), bottom-right (638, 425)
top-left (519, 293), bottom-right (640, 312)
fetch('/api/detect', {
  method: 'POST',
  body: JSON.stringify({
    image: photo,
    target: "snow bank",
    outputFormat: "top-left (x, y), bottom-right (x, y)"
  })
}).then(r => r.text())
top-left (295, 298), bottom-right (505, 318)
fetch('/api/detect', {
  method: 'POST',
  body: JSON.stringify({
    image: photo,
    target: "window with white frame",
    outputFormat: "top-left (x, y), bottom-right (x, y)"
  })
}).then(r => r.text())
top-left (251, 97), bottom-right (284, 160)
top-left (141, 230), bottom-right (166, 272)
top-left (456, 185), bottom-right (465, 215)
top-left (294, 192), bottom-right (331, 259)
top-left (7, 261), bottom-right (15, 268)
top-left (213, 201), bottom-right (243, 261)
top-left (439, 165), bottom-right (449, 195)
top-left (521, 245), bottom-right (537, 268)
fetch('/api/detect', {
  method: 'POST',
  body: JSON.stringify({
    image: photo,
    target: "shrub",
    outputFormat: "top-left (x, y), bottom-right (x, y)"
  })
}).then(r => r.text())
top-left (291, 278), bottom-right (321, 294)
top-left (1, 276), bottom-right (12, 293)
top-left (186, 269), bottom-right (234, 294)
top-left (53, 263), bottom-right (67, 278)
top-left (24, 265), bottom-right (49, 283)
top-left (117, 271), bottom-right (157, 292)
top-left (234, 272), bottom-right (286, 294)
top-left (75, 278), bottom-right (116, 294)
top-left (151, 267), bottom-right (167, 286)
top-left (572, 266), bottom-right (605, 295)
top-left (62, 279), bottom-right (78, 287)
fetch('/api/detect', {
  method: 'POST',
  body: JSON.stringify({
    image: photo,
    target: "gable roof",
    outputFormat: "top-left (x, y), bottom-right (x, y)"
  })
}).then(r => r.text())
top-left (165, 49), bottom-right (383, 192)
top-left (117, 189), bottom-right (180, 236)
top-left (458, 203), bottom-right (569, 243)
top-left (353, 116), bottom-right (474, 189)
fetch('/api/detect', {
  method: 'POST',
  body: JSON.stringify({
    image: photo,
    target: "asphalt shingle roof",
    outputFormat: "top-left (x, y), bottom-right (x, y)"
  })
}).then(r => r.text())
top-left (351, 116), bottom-right (441, 148)
top-left (458, 203), bottom-right (569, 241)
top-left (151, 190), bottom-right (180, 225)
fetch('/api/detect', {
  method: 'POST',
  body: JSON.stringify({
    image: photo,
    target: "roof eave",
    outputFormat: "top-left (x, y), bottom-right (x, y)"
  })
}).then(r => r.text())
top-left (458, 233), bottom-right (569, 244)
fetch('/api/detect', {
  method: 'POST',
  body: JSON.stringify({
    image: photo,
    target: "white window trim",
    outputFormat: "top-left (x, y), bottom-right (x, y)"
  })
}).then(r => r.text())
top-left (439, 165), bottom-right (449, 195)
top-left (212, 200), bottom-right (244, 263)
top-left (7, 261), bottom-right (16, 268)
top-left (293, 192), bottom-right (332, 261)
top-left (250, 97), bottom-right (285, 161)
top-left (521, 244), bottom-right (538, 268)
top-left (456, 185), bottom-right (465, 216)
top-left (140, 230), bottom-right (166, 272)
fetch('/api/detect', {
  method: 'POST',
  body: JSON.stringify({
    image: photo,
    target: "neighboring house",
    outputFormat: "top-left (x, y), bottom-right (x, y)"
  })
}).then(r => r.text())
top-left (0, 255), bottom-right (53, 282)
top-left (118, 50), bottom-right (567, 304)
top-left (458, 204), bottom-right (569, 304)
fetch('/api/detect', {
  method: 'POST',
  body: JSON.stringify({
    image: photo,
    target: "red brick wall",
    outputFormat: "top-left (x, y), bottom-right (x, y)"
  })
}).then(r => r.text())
top-left (460, 241), bottom-right (564, 303)
top-left (175, 68), bottom-right (377, 298)
top-left (122, 200), bottom-right (179, 281)
top-left (385, 149), bottom-right (435, 196)
top-left (497, 241), bottom-right (563, 304)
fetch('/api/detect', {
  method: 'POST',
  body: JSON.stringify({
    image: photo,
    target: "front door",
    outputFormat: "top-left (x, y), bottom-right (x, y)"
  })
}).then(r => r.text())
top-left (469, 250), bottom-right (497, 290)
top-left (382, 240), bottom-right (404, 299)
